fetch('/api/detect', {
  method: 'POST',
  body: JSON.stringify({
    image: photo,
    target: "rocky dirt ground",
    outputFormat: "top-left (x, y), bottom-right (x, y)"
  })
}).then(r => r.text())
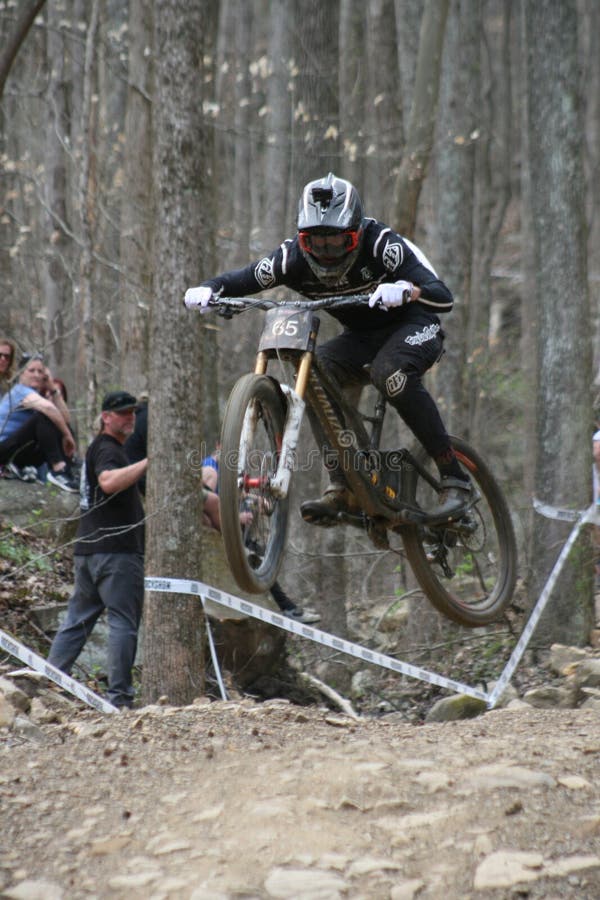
top-left (2, 487), bottom-right (600, 899)
top-left (0, 684), bottom-right (599, 900)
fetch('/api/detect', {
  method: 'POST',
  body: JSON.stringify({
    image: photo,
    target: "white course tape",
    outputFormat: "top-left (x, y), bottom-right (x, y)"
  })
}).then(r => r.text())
top-left (533, 497), bottom-right (593, 523)
top-left (144, 577), bottom-right (490, 704)
top-left (0, 628), bottom-right (118, 714)
top-left (6, 500), bottom-right (590, 718)
top-left (487, 502), bottom-right (596, 707)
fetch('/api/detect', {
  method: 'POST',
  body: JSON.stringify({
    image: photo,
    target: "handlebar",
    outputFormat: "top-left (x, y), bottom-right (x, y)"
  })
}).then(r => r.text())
top-left (211, 294), bottom-right (372, 317)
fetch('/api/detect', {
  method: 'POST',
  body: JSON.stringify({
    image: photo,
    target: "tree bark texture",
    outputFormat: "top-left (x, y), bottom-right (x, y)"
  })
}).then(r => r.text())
top-left (525, 0), bottom-right (593, 645)
top-left (432, 0), bottom-right (480, 435)
top-left (392, 0), bottom-right (449, 237)
top-left (143, 0), bottom-right (209, 705)
top-left (119, 0), bottom-right (154, 396)
top-left (0, 0), bottom-right (47, 99)
top-left (42, 3), bottom-right (70, 379)
top-left (289, 1), bottom-right (340, 189)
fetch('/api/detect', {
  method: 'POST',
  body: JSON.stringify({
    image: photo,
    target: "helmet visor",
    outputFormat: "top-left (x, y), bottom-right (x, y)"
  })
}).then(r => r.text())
top-left (298, 229), bottom-right (361, 262)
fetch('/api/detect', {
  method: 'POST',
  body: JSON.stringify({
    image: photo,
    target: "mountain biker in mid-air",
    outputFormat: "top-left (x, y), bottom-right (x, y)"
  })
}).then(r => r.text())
top-left (185, 172), bottom-right (472, 523)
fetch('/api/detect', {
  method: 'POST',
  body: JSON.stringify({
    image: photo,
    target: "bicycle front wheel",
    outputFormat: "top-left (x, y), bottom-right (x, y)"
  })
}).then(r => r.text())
top-left (401, 437), bottom-right (517, 627)
top-left (219, 374), bottom-right (289, 594)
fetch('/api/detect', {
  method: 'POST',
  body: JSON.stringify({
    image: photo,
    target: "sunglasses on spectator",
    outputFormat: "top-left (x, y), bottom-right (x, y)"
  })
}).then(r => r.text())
top-left (0, 352), bottom-right (12, 360)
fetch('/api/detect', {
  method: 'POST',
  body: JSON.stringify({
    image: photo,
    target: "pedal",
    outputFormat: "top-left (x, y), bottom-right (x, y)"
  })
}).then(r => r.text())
top-left (300, 508), bottom-right (339, 527)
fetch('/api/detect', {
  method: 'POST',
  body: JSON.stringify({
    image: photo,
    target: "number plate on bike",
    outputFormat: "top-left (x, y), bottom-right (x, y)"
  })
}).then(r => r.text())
top-left (258, 308), bottom-right (319, 353)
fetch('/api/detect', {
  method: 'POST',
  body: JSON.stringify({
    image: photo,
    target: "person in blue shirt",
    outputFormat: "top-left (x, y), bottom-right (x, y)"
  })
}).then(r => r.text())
top-left (0, 356), bottom-right (78, 491)
top-left (201, 447), bottom-right (321, 625)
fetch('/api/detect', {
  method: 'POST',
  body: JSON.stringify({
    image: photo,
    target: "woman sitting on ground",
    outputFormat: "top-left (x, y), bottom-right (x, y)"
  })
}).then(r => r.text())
top-left (0, 356), bottom-right (78, 492)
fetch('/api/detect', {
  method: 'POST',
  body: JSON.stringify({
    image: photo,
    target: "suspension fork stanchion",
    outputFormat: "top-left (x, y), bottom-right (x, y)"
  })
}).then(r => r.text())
top-left (237, 357), bottom-right (269, 477)
top-left (294, 350), bottom-right (313, 399)
top-left (268, 351), bottom-right (312, 499)
top-left (254, 351), bottom-right (268, 375)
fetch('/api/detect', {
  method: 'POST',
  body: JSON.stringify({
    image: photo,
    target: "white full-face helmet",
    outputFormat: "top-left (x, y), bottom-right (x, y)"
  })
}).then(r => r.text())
top-left (297, 173), bottom-right (364, 283)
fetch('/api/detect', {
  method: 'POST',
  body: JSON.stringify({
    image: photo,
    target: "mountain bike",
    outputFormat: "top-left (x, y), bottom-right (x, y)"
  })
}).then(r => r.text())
top-left (208, 294), bottom-right (517, 628)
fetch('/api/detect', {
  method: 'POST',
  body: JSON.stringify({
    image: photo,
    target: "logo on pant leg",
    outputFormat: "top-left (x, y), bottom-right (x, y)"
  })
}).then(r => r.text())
top-left (385, 369), bottom-right (407, 396)
top-left (405, 323), bottom-right (440, 345)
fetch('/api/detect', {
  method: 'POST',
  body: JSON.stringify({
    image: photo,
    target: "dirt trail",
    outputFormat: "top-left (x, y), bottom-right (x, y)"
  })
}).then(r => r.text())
top-left (2, 697), bottom-right (600, 899)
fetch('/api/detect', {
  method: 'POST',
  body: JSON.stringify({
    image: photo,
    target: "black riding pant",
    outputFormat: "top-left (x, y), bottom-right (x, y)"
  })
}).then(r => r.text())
top-left (0, 412), bottom-right (66, 469)
top-left (310, 316), bottom-right (461, 480)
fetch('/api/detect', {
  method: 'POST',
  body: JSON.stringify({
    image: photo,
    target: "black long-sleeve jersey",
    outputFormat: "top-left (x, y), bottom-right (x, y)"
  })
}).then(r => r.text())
top-left (202, 219), bottom-right (453, 332)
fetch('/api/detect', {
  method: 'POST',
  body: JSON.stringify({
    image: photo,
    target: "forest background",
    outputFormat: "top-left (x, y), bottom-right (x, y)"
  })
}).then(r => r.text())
top-left (0, 0), bottom-right (598, 704)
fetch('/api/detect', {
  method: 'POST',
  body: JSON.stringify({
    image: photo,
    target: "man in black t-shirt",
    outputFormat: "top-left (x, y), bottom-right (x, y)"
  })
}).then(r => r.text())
top-left (48, 391), bottom-right (148, 709)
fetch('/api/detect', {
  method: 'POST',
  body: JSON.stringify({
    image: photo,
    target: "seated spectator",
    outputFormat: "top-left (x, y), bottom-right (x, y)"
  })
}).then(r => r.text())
top-left (0, 356), bottom-right (78, 491)
top-left (0, 338), bottom-right (16, 397)
top-left (201, 448), bottom-right (321, 625)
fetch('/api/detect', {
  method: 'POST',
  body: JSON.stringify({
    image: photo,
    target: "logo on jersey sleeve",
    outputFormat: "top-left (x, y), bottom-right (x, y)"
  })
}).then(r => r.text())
top-left (382, 241), bottom-right (403, 273)
top-left (255, 257), bottom-right (276, 288)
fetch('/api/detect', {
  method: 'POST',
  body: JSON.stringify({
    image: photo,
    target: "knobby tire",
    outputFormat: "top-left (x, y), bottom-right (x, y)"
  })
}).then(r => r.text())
top-left (401, 436), bottom-right (517, 627)
top-left (219, 374), bottom-right (289, 594)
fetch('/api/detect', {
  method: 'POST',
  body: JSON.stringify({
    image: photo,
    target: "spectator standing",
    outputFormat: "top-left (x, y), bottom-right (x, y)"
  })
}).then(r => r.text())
top-left (48, 391), bottom-right (147, 709)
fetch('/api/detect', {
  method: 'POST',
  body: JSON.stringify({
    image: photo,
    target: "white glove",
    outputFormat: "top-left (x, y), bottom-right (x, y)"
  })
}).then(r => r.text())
top-left (368, 281), bottom-right (413, 311)
top-left (184, 285), bottom-right (213, 312)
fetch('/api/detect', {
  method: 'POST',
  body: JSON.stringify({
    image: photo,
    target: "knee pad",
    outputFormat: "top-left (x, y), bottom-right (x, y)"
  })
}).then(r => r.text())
top-left (371, 362), bottom-right (416, 401)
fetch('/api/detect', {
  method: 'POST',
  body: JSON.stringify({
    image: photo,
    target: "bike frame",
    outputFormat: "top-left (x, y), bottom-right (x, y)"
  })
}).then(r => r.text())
top-left (211, 294), bottom-right (517, 624)
top-left (251, 304), bottom-right (437, 526)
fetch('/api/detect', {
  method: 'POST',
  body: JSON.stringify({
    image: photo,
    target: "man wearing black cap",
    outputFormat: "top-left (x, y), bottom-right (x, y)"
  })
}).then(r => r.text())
top-left (48, 390), bottom-right (148, 709)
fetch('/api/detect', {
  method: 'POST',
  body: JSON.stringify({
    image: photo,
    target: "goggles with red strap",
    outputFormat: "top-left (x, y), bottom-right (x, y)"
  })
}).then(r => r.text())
top-left (298, 229), bottom-right (361, 260)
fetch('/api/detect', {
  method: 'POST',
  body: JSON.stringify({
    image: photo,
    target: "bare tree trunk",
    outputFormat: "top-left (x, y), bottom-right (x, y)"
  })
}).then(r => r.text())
top-left (143, 0), bottom-right (209, 706)
top-left (214, 0), bottom-right (237, 243)
top-left (468, 1), bottom-right (512, 444)
top-left (524, 0), bottom-right (594, 645)
top-left (518, 0), bottom-right (537, 571)
top-left (365, 0), bottom-right (403, 217)
top-left (76, 0), bottom-right (100, 427)
top-left (580, 0), bottom-right (600, 372)
top-left (42, 4), bottom-right (70, 380)
top-left (432, 0), bottom-right (480, 434)
top-left (262, 0), bottom-right (294, 250)
top-left (119, 0), bottom-right (154, 396)
top-left (231, 2), bottom-right (253, 265)
top-left (392, 0), bottom-right (449, 238)
top-left (0, 0), bottom-right (46, 98)
top-left (339, 0), bottom-right (366, 190)
top-left (289, 1), bottom-right (340, 189)
top-left (394, 0), bottom-right (424, 130)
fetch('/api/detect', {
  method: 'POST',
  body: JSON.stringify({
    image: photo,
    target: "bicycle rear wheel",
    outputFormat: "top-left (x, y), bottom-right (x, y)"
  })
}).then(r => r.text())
top-left (401, 437), bottom-right (517, 627)
top-left (219, 374), bottom-right (289, 594)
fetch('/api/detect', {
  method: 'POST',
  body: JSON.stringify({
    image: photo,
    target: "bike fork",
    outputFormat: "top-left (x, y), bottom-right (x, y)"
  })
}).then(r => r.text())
top-left (259, 350), bottom-right (312, 500)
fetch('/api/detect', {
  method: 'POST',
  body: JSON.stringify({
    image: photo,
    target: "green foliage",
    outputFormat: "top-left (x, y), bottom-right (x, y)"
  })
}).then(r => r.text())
top-left (0, 534), bottom-right (51, 573)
